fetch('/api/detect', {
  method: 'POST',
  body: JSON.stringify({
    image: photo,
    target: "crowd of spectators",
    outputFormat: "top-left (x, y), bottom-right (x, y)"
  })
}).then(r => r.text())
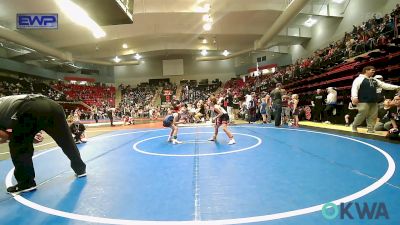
top-left (228, 4), bottom-right (400, 96)
top-left (119, 84), bottom-right (160, 119)
top-left (52, 82), bottom-right (115, 107)
top-left (0, 75), bottom-right (65, 101)
top-left (181, 82), bottom-right (220, 103)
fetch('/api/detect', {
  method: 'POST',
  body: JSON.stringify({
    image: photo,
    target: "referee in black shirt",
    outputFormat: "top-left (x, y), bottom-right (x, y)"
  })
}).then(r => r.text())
top-left (270, 83), bottom-right (283, 127)
top-left (0, 94), bottom-right (86, 194)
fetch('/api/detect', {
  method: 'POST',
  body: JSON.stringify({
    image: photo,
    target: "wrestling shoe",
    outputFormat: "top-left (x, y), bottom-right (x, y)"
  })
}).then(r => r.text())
top-left (172, 139), bottom-right (182, 144)
top-left (7, 181), bottom-right (37, 194)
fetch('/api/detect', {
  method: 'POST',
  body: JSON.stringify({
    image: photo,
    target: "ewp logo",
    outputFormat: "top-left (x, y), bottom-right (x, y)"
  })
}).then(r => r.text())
top-left (322, 202), bottom-right (389, 220)
top-left (17, 14), bottom-right (58, 29)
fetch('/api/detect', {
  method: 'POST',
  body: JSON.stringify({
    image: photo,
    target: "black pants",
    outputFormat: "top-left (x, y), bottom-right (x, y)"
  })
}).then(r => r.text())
top-left (73, 131), bottom-right (84, 142)
top-left (274, 105), bottom-right (282, 127)
top-left (323, 104), bottom-right (336, 123)
top-left (94, 113), bottom-right (98, 123)
top-left (248, 107), bottom-right (256, 123)
top-left (387, 130), bottom-right (400, 140)
top-left (107, 111), bottom-right (113, 126)
top-left (9, 98), bottom-right (86, 186)
top-left (313, 106), bottom-right (323, 122)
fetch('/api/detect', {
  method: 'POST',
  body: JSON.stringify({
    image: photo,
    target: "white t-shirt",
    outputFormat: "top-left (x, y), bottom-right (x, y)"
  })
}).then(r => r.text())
top-left (245, 94), bottom-right (253, 108)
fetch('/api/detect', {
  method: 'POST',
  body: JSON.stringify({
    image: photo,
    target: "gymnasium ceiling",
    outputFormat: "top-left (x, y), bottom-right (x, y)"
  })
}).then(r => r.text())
top-left (0, 0), bottom-right (347, 68)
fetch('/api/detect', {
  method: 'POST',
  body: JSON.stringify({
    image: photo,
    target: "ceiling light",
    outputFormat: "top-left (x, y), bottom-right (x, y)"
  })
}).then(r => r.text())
top-left (201, 49), bottom-right (208, 56)
top-left (134, 53), bottom-right (142, 60)
top-left (222, 50), bottom-right (229, 56)
top-left (202, 39), bottom-right (208, 44)
top-left (203, 23), bottom-right (212, 31)
top-left (122, 43), bottom-right (128, 49)
top-left (202, 14), bottom-right (213, 22)
top-left (202, 14), bottom-right (209, 22)
top-left (194, 7), bottom-right (204, 13)
top-left (203, 3), bottom-right (211, 12)
top-left (194, 3), bottom-right (211, 13)
top-left (332, 0), bottom-right (345, 3)
top-left (55, 0), bottom-right (106, 38)
top-left (113, 56), bottom-right (121, 63)
top-left (304, 17), bottom-right (317, 27)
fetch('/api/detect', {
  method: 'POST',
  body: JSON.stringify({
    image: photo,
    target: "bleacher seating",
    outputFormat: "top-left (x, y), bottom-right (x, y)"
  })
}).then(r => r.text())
top-left (52, 83), bottom-right (115, 107)
top-left (219, 4), bottom-right (400, 107)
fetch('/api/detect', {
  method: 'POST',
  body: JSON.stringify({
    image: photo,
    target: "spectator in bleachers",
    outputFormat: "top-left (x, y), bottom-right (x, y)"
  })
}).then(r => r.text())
top-left (171, 95), bottom-right (181, 112)
top-left (375, 99), bottom-right (395, 131)
top-left (386, 95), bottom-right (400, 140)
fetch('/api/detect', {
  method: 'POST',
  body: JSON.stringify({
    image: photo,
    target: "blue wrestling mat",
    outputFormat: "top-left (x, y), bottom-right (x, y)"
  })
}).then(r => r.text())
top-left (0, 125), bottom-right (399, 225)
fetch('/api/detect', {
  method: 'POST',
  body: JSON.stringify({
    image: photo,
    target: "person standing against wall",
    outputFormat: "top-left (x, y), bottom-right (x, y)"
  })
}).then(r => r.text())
top-left (323, 87), bottom-right (337, 124)
top-left (351, 66), bottom-right (400, 133)
top-left (225, 89), bottom-right (234, 123)
top-left (270, 83), bottom-right (283, 127)
top-left (311, 89), bottom-right (324, 122)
